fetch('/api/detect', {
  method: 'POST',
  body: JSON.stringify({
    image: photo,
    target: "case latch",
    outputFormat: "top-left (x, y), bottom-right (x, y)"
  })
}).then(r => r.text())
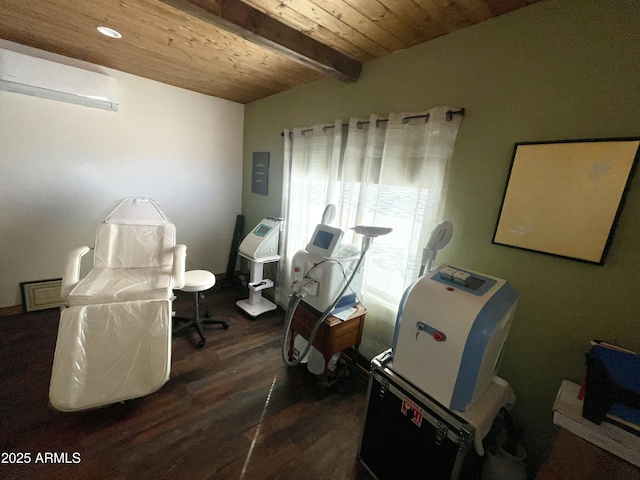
top-left (435, 422), bottom-right (448, 445)
top-left (379, 377), bottom-right (390, 398)
top-left (456, 426), bottom-right (473, 451)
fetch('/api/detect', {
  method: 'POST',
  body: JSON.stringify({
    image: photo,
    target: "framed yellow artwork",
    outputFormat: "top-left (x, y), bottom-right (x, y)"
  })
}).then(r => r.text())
top-left (493, 138), bottom-right (639, 264)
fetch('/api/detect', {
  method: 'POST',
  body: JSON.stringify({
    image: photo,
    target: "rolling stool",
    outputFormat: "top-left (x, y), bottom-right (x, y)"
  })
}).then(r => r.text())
top-left (172, 270), bottom-right (229, 348)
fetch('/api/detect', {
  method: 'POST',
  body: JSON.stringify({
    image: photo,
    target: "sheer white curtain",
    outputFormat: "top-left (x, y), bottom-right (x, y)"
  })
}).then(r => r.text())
top-left (277, 120), bottom-right (343, 306)
top-left (280, 107), bottom-right (462, 359)
top-left (339, 106), bottom-right (462, 358)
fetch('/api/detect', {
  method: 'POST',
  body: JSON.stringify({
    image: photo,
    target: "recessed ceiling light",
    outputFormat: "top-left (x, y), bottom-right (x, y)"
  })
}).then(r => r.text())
top-left (97, 26), bottom-right (122, 39)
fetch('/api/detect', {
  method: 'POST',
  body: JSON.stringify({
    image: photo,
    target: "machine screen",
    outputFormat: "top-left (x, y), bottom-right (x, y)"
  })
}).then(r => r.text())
top-left (254, 224), bottom-right (272, 237)
top-left (313, 230), bottom-right (334, 249)
top-left (465, 276), bottom-right (485, 291)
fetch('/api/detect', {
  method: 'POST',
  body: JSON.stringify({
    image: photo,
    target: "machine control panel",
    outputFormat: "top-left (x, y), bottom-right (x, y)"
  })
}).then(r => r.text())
top-left (433, 266), bottom-right (497, 296)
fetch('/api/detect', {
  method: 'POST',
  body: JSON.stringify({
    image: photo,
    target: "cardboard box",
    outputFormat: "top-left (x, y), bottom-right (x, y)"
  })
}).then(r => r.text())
top-left (543, 429), bottom-right (640, 480)
top-left (537, 381), bottom-right (640, 480)
top-left (553, 381), bottom-right (640, 467)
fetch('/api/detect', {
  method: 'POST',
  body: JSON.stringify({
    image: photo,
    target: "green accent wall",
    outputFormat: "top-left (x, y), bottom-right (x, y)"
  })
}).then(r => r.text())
top-left (242, 0), bottom-right (640, 474)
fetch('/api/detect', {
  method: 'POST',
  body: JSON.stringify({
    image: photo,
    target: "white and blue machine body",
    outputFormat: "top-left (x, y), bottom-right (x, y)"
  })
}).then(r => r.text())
top-left (391, 264), bottom-right (519, 412)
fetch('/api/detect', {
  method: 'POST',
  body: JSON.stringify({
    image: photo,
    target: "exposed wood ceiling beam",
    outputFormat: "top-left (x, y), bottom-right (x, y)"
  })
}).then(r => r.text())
top-left (158, 0), bottom-right (362, 82)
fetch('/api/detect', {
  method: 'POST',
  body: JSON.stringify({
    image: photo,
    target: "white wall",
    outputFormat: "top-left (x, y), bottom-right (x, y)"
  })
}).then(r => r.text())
top-left (0, 40), bottom-right (244, 308)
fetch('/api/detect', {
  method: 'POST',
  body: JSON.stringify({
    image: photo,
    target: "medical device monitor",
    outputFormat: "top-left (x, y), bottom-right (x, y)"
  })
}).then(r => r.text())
top-left (313, 230), bottom-right (334, 249)
top-left (306, 224), bottom-right (343, 258)
top-left (253, 224), bottom-right (272, 237)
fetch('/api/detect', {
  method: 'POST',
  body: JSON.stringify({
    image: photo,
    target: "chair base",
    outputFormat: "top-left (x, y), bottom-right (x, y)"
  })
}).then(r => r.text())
top-left (173, 290), bottom-right (229, 348)
top-left (173, 315), bottom-right (229, 348)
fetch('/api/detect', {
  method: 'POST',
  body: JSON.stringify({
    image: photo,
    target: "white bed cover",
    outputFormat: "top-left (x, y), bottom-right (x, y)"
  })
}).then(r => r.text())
top-left (50, 299), bottom-right (171, 411)
top-left (50, 198), bottom-right (183, 411)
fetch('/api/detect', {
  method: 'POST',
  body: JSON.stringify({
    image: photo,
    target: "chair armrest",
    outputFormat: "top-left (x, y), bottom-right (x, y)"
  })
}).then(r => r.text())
top-left (172, 244), bottom-right (187, 290)
top-left (60, 246), bottom-right (92, 300)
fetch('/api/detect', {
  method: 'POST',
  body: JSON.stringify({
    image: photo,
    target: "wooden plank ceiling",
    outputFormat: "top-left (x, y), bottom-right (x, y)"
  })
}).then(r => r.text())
top-left (0, 0), bottom-right (540, 104)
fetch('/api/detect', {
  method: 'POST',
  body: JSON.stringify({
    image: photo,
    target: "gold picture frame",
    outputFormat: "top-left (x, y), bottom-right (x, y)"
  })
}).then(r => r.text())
top-left (493, 138), bottom-right (639, 264)
top-left (20, 278), bottom-right (63, 312)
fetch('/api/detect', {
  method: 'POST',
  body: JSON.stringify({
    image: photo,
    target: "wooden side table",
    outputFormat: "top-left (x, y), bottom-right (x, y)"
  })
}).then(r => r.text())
top-left (288, 302), bottom-right (367, 394)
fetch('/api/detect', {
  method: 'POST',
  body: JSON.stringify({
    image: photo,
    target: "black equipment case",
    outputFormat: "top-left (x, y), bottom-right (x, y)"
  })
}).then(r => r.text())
top-left (359, 350), bottom-right (482, 480)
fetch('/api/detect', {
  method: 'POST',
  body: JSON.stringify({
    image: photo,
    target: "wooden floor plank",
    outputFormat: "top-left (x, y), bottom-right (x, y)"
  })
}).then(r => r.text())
top-left (0, 284), bottom-right (373, 480)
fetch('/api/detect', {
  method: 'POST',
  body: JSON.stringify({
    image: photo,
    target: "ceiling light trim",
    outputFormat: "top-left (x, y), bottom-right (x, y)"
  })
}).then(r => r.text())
top-left (97, 26), bottom-right (122, 39)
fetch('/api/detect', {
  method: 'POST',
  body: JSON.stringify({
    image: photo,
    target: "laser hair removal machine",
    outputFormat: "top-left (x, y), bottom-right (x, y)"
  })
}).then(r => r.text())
top-left (290, 223), bottom-right (362, 314)
top-left (391, 264), bottom-right (519, 411)
top-left (281, 209), bottom-right (392, 368)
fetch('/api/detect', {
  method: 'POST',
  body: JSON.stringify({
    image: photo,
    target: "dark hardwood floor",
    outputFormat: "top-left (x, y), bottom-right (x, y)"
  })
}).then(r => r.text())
top-left (0, 284), bottom-right (373, 480)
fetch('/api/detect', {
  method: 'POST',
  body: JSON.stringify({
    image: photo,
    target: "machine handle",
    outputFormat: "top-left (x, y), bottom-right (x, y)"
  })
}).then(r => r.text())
top-left (416, 321), bottom-right (447, 342)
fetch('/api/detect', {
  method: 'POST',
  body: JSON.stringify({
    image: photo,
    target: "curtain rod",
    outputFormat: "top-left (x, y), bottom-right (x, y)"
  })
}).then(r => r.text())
top-left (280, 108), bottom-right (465, 137)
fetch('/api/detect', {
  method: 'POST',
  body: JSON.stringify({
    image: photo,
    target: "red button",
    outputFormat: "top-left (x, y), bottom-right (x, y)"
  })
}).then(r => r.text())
top-left (446, 287), bottom-right (454, 292)
top-left (294, 266), bottom-right (300, 272)
top-left (433, 332), bottom-right (444, 342)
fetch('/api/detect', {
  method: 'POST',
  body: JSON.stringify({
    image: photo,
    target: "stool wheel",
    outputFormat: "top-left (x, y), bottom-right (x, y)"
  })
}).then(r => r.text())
top-left (197, 338), bottom-right (206, 349)
top-left (222, 323), bottom-right (229, 330)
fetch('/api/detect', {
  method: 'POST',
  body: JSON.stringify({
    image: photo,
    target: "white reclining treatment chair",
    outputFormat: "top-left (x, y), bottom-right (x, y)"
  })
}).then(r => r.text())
top-left (50, 198), bottom-right (186, 412)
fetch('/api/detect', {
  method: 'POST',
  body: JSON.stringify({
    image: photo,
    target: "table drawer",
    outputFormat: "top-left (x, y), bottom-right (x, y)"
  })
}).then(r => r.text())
top-left (292, 304), bottom-right (328, 339)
